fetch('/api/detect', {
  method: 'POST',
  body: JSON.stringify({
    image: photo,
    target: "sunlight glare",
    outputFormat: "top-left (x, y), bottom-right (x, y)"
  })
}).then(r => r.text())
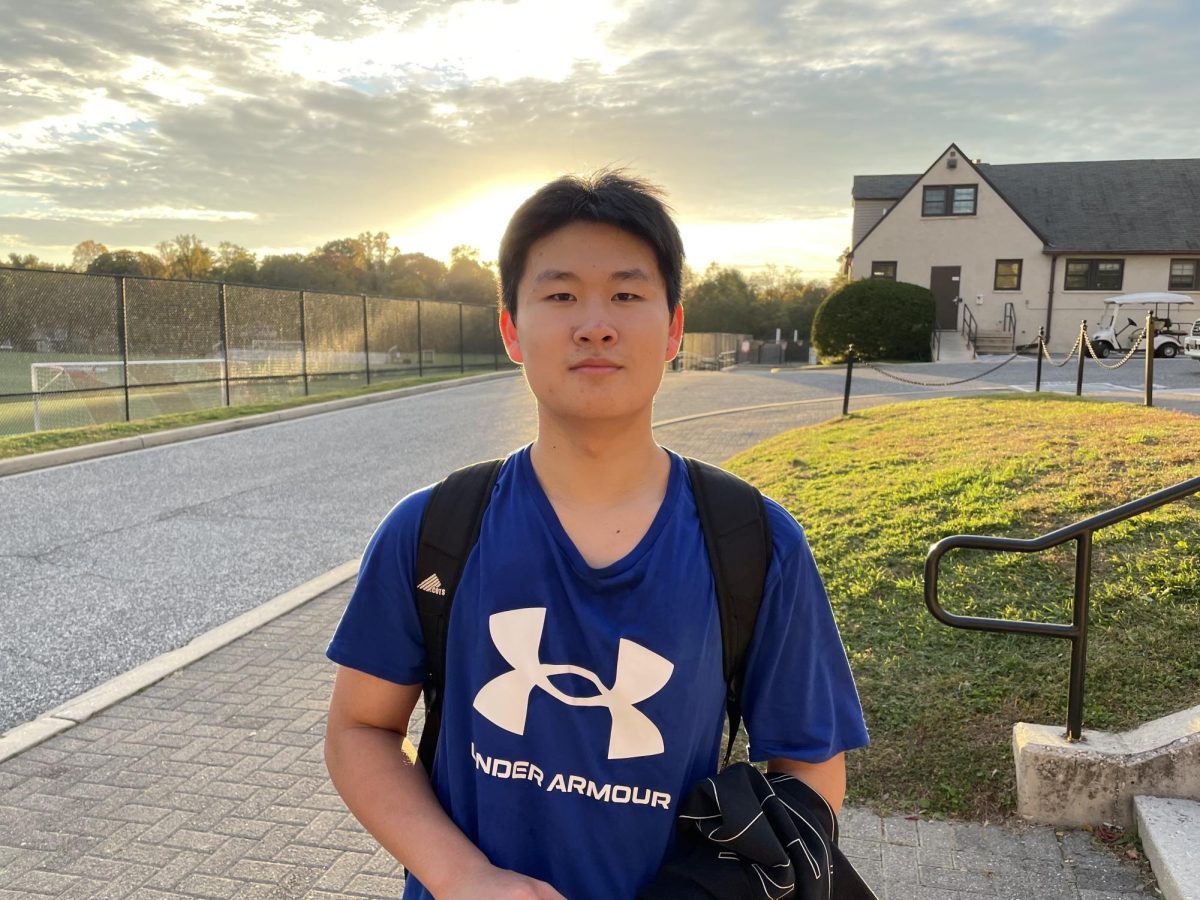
top-left (273, 0), bottom-right (628, 87)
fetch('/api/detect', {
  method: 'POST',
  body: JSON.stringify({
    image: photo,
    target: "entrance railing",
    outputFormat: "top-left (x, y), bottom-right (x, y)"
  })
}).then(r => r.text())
top-left (924, 475), bottom-right (1200, 740)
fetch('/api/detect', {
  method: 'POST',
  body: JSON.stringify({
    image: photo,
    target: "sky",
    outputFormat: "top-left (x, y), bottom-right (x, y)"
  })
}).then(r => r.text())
top-left (2, 0), bottom-right (1199, 280)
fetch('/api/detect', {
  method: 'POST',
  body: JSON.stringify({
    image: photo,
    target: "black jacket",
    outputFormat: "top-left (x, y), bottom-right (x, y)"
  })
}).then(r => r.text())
top-left (640, 764), bottom-right (878, 899)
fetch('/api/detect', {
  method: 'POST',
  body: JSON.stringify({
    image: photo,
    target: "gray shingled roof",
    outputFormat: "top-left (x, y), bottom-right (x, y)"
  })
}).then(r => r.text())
top-left (852, 174), bottom-right (919, 200)
top-left (853, 159), bottom-right (1200, 252)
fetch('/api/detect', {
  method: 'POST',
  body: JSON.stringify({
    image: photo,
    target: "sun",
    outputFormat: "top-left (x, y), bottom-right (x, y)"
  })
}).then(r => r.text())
top-left (395, 182), bottom-right (547, 261)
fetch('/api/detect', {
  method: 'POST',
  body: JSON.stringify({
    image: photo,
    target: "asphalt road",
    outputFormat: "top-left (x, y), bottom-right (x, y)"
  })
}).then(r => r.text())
top-left (3, 359), bottom-right (1199, 732)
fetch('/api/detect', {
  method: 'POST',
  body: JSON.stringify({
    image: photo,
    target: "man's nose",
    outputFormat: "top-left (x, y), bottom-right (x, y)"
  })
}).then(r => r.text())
top-left (573, 305), bottom-right (617, 345)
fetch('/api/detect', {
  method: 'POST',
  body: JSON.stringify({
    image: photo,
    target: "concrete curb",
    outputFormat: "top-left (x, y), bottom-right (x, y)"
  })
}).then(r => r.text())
top-left (0, 558), bottom-right (360, 764)
top-left (1135, 796), bottom-right (1200, 900)
top-left (0, 369), bottom-right (519, 479)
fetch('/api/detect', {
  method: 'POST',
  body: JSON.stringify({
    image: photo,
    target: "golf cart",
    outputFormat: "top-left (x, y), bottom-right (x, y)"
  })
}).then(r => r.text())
top-left (1088, 292), bottom-right (1194, 359)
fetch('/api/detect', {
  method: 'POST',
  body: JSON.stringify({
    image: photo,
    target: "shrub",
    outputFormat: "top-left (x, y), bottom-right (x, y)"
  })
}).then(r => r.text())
top-left (811, 279), bottom-right (935, 362)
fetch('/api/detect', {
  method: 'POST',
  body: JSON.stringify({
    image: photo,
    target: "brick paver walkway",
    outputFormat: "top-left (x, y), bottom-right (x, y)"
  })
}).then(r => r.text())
top-left (0, 579), bottom-right (1159, 899)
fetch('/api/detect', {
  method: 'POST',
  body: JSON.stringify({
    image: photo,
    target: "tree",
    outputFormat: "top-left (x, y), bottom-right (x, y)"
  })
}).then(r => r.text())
top-left (257, 253), bottom-right (312, 289)
top-left (156, 234), bottom-right (214, 280)
top-left (87, 250), bottom-right (166, 277)
top-left (5, 252), bottom-right (44, 269)
top-left (386, 252), bottom-right (447, 298)
top-left (748, 265), bottom-right (829, 353)
top-left (684, 265), bottom-right (762, 334)
top-left (213, 242), bottom-right (258, 283)
top-left (71, 240), bottom-right (109, 272)
top-left (442, 245), bottom-right (498, 306)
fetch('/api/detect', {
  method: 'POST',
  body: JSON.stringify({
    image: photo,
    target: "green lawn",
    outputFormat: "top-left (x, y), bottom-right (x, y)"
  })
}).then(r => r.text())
top-left (725, 394), bottom-right (1200, 819)
top-left (0, 370), bottom-right (500, 460)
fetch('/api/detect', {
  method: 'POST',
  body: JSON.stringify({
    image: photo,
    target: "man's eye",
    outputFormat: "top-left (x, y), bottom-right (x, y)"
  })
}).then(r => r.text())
top-left (548, 292), bottom-right (574, 302)
top-left (613, 292), bottom-right (641, 302)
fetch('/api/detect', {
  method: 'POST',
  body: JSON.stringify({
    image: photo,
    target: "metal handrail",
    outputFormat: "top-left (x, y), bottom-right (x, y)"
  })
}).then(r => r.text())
top-left (924, 474), bottom-right (1200, 740)
top-left (1003, 301), bottom-right (1016, 333)
top-left (960, 303), bottom-right (978, 350)
top-left (930, 328), bottom-right (941, 361)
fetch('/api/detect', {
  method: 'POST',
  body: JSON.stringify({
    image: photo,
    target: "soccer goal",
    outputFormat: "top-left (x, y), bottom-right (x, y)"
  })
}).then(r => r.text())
top-left (30, 357), bottom-right (227, 431)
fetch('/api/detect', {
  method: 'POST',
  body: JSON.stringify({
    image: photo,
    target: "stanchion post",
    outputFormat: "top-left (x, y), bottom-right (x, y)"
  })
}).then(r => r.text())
top-left (1035, 326), bottom-right (1044, 392)
top-left (1075, 320), bottom-right (1086, 397)
top-left (1144, 312), bottom-right (1155, 408)
top-left (842, 345), bottom-right (855, 416)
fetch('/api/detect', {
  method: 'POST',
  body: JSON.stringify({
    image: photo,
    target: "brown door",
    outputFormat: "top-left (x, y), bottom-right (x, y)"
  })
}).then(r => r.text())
top-left (930, 266), bottom-right (961, 329)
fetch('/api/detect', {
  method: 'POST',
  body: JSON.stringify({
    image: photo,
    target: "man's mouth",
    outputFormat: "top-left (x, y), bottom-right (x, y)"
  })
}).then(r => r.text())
top-left (570, 358), bottom-right (621, 373)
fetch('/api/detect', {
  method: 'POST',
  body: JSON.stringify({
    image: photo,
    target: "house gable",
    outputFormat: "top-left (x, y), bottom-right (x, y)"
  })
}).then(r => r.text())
top-left (852, 145), bottom-right (1045, 281)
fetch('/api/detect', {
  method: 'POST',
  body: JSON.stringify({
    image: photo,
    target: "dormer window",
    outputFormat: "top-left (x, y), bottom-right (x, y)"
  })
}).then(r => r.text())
top-left (923, 185), bottom-right (977, 217)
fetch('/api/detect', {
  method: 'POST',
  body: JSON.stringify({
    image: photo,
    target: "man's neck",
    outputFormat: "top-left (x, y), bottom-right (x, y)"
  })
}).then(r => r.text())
top-left (529, 413), bottom-right (669, 510)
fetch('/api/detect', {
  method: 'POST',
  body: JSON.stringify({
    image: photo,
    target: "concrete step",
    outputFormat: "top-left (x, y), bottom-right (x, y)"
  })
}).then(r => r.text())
top-left (975, 330), bottom-right (1015, 353)
top-left (1135, 796), bottom-right (1200, 900)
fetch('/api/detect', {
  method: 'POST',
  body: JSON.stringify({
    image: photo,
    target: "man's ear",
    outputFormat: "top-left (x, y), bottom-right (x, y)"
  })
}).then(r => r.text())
top-left (499, 307), bottom-right (523, 364)
top-left (664, 303), bottom-right (684, 361)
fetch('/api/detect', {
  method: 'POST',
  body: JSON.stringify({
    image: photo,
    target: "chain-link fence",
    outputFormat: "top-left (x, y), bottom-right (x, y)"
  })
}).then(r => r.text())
top-left (0, 267), bottom-right (508, 437)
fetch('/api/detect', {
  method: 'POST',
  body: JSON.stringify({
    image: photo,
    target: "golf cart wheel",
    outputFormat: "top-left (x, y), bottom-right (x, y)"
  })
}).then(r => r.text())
top-left (1159, 343), bottom-right (1179, 359)
top-left (1093, 340), bottom-right (1112, 359)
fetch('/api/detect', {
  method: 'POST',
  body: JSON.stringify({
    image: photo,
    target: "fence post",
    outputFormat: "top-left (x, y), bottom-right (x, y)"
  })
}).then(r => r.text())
top-left (1075, 320), bottom-right (1086, 397)
top-left (116, 276), bottom-right (131, 422)
top-left (361, 294), bottom-right (371, 386)
top-left (416, 301), bottom-right (424, 377)
top-left (1144, 312), bottom-right (1155, 408)
top-left (1035, 326), bottom-right (1044, 392)
top-left (217, 283), bottom-right (230, 406)
top-left (842, 345), bottom-right (855, 416)
top-left (458, 303), bottom-right (465, 374)
top-left (298, 290), bottom-right (310, 396)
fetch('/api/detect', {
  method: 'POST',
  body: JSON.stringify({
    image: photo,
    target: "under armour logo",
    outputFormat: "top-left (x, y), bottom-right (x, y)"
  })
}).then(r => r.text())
top-left (473, 608), bottom-right (674, 759)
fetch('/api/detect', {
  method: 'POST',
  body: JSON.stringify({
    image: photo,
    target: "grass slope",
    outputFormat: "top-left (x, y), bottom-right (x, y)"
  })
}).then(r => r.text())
top-left (726, 394), bottom-right (1200, 819)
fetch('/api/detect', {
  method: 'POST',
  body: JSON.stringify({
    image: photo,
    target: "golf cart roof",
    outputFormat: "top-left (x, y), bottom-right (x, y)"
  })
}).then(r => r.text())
top-left (1102, 292), bottom-right (1195, 306)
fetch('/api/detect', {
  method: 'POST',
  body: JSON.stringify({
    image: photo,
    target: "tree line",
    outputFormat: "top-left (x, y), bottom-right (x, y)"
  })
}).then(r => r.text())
top-left (5, 237), bottom-right (839, 343)
top-left (5, 233), bottom-right (499, 307)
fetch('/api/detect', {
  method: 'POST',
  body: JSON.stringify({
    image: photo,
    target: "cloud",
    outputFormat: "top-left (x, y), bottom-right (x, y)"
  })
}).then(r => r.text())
top-left (1, 0), bottom-right (1198, 277)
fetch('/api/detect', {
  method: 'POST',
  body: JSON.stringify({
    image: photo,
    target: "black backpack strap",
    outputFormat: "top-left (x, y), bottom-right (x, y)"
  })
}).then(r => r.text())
top-left (685, 457), bottom-right (771, 769)
top-left (415, 459), bottom-right (503, 773)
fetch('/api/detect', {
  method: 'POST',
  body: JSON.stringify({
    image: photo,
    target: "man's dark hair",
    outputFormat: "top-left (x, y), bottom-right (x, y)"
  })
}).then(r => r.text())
top-left (498, 170), bottom-right (684, 319)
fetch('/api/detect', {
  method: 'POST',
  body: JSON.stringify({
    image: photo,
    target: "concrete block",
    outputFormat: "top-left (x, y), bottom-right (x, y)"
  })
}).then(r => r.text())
top-left (1134, 796), bottom-right (1200, 900)
top-left (1013, 704), bottom-right (1200, 827)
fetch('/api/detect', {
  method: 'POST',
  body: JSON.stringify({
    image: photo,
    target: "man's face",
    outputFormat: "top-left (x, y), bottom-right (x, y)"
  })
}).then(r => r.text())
top-left (500, 221), bottom-right (684, 425)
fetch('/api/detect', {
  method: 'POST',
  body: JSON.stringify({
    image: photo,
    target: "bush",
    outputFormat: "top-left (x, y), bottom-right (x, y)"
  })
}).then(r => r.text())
top-left (811, 279), bottom-right (935, 362)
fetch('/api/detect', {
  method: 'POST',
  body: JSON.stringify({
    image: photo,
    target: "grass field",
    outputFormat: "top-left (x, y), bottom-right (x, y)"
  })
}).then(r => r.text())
top-left (0, 369), bottom-right (505, 460)
top-left (725, 394), bottom-right (1200, 819)
top-left (0, 350), bottom-right (502, 437)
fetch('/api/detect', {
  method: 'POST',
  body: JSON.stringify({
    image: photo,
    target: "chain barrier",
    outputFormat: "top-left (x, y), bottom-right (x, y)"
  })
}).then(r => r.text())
top-left (859, 351), bottom-right (1023, 387)
top-left (1081, 327), bottom-right (1146, 370)
top-left (1039, 330), bottom-right (1083, 367)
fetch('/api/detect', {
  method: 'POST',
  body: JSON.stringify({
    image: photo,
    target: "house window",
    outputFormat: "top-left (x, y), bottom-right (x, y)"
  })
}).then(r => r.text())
top-left (1064, 259), bottom-right (1124, 291)
top-left (994, 259), bottom-right (1022, 291)
top-left (1169, 259), bottom-right (1199, 290)
top-left (871, 261), bottom-right (897, 280)
top-left (922, 185), bottom-right (977, 217)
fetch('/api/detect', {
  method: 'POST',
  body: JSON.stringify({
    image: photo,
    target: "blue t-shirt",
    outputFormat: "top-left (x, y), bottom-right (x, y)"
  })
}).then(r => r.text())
top-left (327, 446), bottom-right (868, 900)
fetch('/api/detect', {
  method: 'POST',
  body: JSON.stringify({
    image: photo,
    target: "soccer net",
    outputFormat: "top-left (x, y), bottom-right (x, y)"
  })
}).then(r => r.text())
top-left (30, 358), bottom-right (226, 431)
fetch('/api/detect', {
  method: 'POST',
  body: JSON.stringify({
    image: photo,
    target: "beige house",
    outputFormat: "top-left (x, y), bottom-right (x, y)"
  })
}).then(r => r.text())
top-left (849, 144), bottom-right (1200, 353)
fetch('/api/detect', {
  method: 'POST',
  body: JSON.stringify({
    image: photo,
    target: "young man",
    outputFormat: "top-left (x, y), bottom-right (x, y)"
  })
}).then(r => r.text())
top-left (324, 171), bottom-right (868, 899)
